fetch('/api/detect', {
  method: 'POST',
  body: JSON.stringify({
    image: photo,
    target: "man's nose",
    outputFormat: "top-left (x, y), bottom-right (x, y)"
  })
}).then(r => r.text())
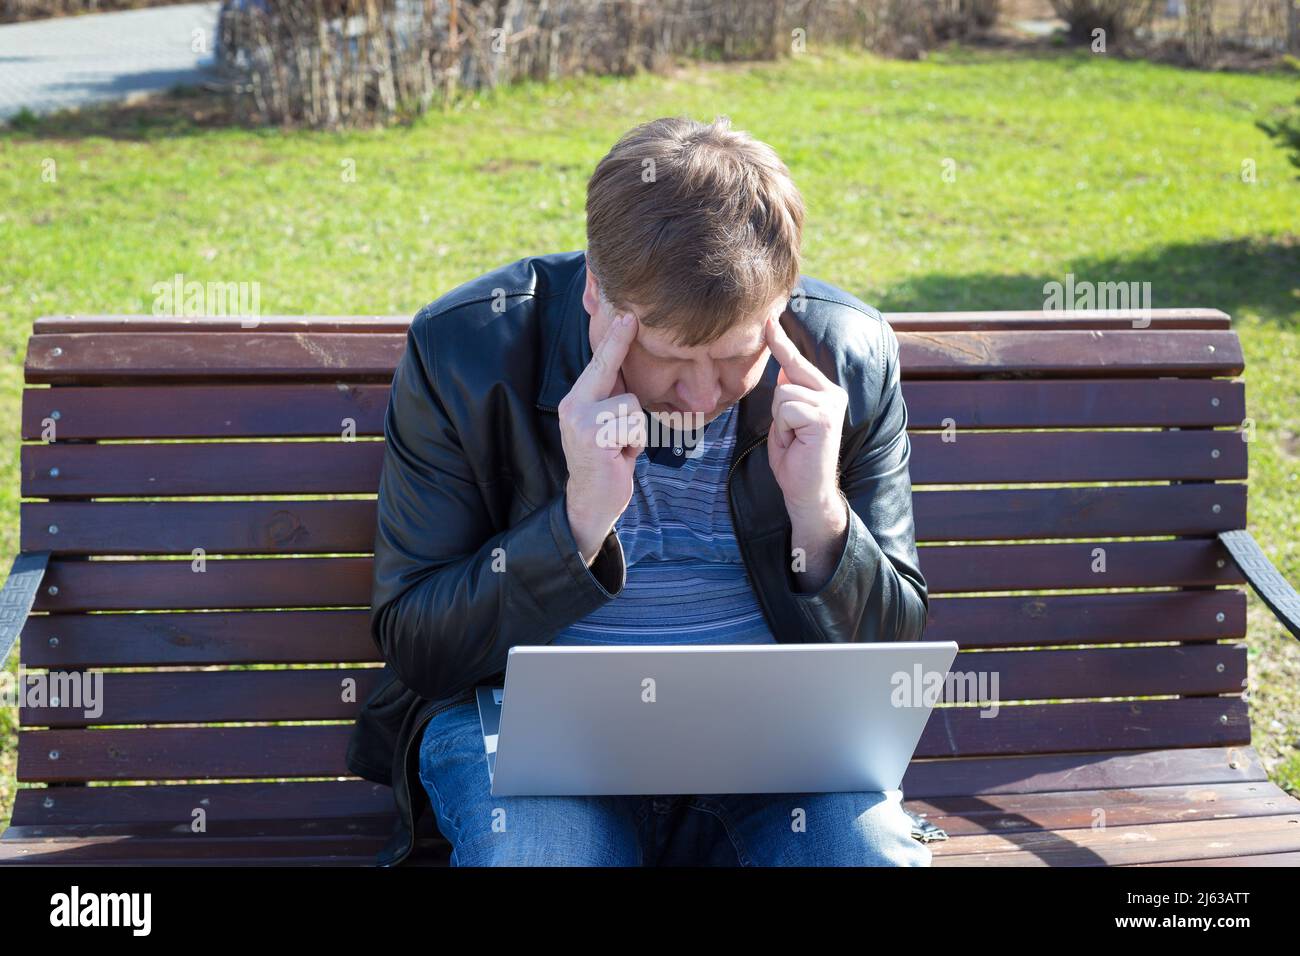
top-left (675, 371), bottom-right (721, 414)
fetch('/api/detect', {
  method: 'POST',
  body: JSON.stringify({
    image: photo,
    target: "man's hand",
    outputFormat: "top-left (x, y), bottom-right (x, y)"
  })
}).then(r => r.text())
top-left (764, 316), bottom-right (850, 590)
top-left (559, 312), bottom-right (645, 564)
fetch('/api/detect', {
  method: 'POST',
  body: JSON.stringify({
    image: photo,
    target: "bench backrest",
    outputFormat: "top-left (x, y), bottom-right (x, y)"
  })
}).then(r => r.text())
top-left (15, 309), bottom-right (1251, 796)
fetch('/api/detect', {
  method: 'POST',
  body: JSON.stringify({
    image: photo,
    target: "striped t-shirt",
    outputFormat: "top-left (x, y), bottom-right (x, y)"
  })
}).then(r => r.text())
top-left (552, 402), bottom-right (776, 646)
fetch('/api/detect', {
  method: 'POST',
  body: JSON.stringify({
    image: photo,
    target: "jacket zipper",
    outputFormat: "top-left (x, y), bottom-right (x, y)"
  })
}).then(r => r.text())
top-left (727, 434), bottom-right (767, 486)
top-left (726, 431), bottom-right (778, 616)
top-left (725, 434), bottom-right (767, 548)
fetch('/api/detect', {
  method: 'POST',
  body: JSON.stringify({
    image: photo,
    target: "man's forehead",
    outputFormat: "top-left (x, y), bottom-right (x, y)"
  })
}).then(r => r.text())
top-left (635, 295), bottom-right (788, 356)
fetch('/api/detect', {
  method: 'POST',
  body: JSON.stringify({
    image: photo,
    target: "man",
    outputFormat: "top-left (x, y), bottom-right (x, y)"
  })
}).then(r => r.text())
top-left (346, 115), bottom-right (930, 867)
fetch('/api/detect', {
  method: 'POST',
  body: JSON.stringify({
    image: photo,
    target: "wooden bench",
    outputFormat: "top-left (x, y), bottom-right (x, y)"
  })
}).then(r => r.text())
top-left (1, 307), bottom-right (1298, 866)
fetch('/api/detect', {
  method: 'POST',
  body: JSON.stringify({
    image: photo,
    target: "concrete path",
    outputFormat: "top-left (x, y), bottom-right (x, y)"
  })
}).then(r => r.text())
top-left (0, 2), bottom-right (219, 121)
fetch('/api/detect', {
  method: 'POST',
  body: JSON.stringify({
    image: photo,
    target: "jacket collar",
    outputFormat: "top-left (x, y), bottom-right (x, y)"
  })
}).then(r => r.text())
top-left (536, 253), bottom-right (780, 446)
top-left (535, 255), bottom-right (594, 413)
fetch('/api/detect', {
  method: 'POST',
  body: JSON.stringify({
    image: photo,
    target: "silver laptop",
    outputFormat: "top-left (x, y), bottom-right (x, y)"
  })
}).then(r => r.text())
top-left (475, 642), bottom-right (959, 797)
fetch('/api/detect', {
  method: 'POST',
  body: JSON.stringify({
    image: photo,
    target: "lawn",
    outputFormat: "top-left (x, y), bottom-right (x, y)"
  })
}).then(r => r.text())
top-left (1, 42), bottom-right (1297, 832)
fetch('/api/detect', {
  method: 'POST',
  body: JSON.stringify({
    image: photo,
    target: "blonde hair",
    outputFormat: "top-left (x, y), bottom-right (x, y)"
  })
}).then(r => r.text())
top-left (585, 116), bottom-right (804, 346)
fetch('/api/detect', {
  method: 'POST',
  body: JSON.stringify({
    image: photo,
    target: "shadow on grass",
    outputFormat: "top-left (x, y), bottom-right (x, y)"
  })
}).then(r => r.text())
top-left (0, 84), bottom-right (276, 142)
top-left (874, 237), bottom-right (1300, 327)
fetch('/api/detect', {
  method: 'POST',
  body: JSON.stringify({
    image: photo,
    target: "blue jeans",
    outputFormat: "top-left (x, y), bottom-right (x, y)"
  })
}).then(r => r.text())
top-left (417, 700), bottom-right (931, 867)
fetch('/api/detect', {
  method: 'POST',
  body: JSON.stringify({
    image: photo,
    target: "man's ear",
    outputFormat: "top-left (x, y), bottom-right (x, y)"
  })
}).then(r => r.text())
top-left (582, 267), bottom-right (605, 317)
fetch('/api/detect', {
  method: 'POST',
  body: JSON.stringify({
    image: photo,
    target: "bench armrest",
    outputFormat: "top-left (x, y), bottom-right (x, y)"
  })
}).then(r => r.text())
top-left (1218, 530), bottom-right (1300, 641)
top-left (0, 552), bottom-right (50, 669)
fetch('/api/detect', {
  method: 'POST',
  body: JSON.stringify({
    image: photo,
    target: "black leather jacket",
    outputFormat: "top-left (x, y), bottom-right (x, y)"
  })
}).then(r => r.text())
top-left (345, 250), bottom-right (929, 866)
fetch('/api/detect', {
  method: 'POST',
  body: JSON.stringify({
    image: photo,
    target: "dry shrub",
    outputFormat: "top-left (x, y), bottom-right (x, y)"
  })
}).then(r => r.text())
top-left (218, 0), bottom-right (1002, 127)
top-left (1048, 0), bottom-right (1159, 45)
top-left (0, 0), bottom-right (183, 21)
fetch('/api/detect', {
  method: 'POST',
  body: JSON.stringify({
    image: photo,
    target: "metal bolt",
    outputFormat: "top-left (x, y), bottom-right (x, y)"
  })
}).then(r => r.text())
top-left (1207, 344), bottom-right (1215, 353)
top-left (43, 797), bottom-right (54, 809)
top-left (50, 347), bottom-right (62, 357)
top-left (50, 697), bottom-right (60, 707)
top-left (48, 524), bottom-right (58, 534)
top-left (673, 446), bottom-right (683, 457)
top-left (47, 585), bottom-right (58, 596)
top-left (49, 467), bottom-right (59, 478)
top-left (1219, 714), bottom-right (1228, 724)
top-left (1211, 504), bottom-right (1221, 514)
top-left (1216, 612), bottom-right (1225, 623)
top-left (49, 410), bottom-right (60, 420)
top-left (1211, 449), bottom-right (1220, 458)
top-left (1211, 397), bottom-right (1220, 407)
top-left (1216, 663), bottom-right (1225, 673)
top-left (1217, 559), bottom-right (1225, 568)
top-left (48, 750), bottom-right (59, 760)
top-left (48, 637), bottom-right (58, 648)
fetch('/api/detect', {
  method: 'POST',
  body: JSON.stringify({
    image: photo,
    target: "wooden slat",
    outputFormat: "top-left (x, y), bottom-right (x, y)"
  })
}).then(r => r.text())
top-left (908, 781), bottom-right (1298, 836)
top-left (20, 667), bottom-right (386, 727)
top-left (34, 315), bottom-right (414, 334)
top-left (7, 779), bottom-right (392, 829)
top-left (20, 484), bottom-right (1247, 554)
top-left (20, 431), bottom-right (1245, 498)
top-left (20, 609), bottom-right (376, 667)
top-left (15, 698), bottom-right (1250, 782)
top-left (23, 500), bottom-right (378, 555)
top-left (895, 330), bottom-right (1243, 379)
top-left (901, 746), bottom-right (1270, 799)
top-left (23, 441), bottom-right (384, 497)
top-left (33, 557), bottom-right (374, 611)
top-left (25, 333), bottom-right (408, 385)
top-left (924, 591), bottom-right (1246, 648)
top-left (31, 308), bottom-right (1231, 335)
top-left (933, 814), bottom-right (1300, 866)
top-left (17, 644), bottom-right (1244, 728)
top-left (1, 816), bottom-right (395, 841)
top-left (911, 484), bottom-right (1243, 540)
top-left (26, 541), bottom-right (1244, 612)
top-left (22, 379), bottom-right (1247, 440)
top-left (23, 384), bottom-right (392, 439)
top-left (24, 329), bottom-right (1245, 384)
top-left (0, 833), bottom-right (397, 866)
top-left (902, 379), bottom-right (1244, 428)
top-left (19, 725), bottom-right (356, 781)
top-left (1133, 850), bottom-right (1300, 866)
top-left (916, 698), bottom-right (1251, 758)
top-left (936, 643), bottom-right (1247, 702)
top-left (883, 308), bottom-right (1232, 331)
top-left (19, 591), bottom-right (1245, 670)
top-left (918, 539), bottom-right (1243, 594)
top-left (908, 431), bottom-right (1246, 484)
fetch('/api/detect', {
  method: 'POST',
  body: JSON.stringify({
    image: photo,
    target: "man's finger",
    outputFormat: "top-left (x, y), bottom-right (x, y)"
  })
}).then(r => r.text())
top-left (765, 317), bottom-right (826, 390)
top-left (573, 312), bottom-right (639, 402)
top-left (592, 393), bottom-right (647, 453)
top-left (774, 399), bottom-right (821, 440)
top-left (772, 381), bottom-right (822, 414)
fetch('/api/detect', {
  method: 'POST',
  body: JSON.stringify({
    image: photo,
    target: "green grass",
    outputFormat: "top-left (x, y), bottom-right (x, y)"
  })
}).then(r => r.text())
top-left (1, 43), bottom-right (1298, 833)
